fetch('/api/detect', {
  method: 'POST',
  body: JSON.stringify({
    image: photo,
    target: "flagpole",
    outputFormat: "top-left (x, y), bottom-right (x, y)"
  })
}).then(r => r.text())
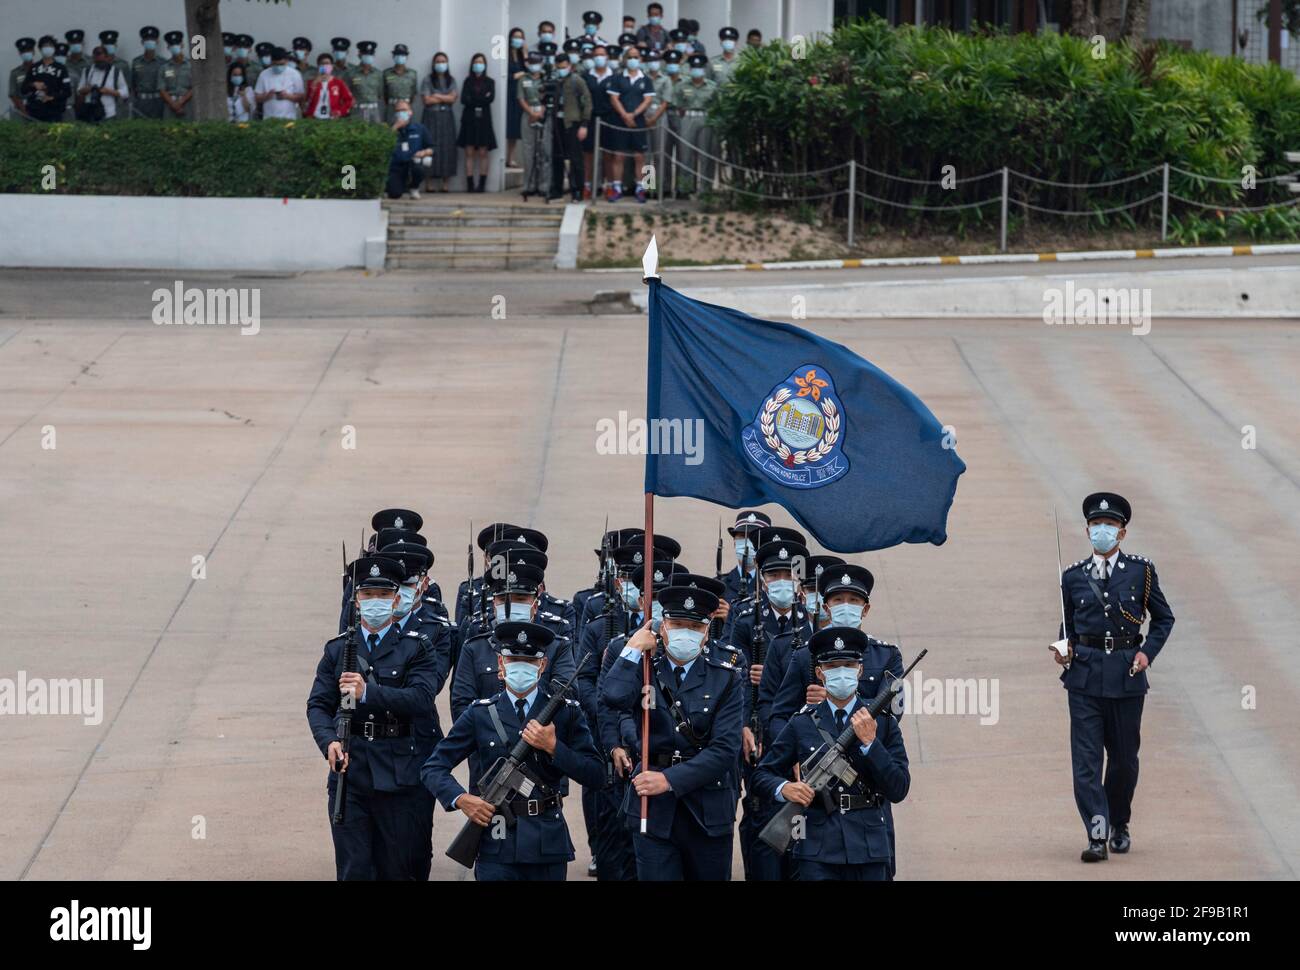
top-left (639, 236), bottom-right (660, 836)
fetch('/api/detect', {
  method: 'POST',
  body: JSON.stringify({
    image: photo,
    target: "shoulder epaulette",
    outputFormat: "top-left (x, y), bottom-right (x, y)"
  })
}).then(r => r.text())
top-left (565, 697), bottom-right (581, 707)
top-left (1125, 554), bottom-right (1152, 565)
top-left (325, 633), bottom-right (348, 647)
top-left (550, 596), bottom-right (570, 606)
top-left (474, 697), bottom-right (494, 706)
top-left (796, 704), bottom-right (815, 716)
top-left (1065, 557), bottom-right (1090, 573)
top-left (865, 635), bottom-right (900, 652)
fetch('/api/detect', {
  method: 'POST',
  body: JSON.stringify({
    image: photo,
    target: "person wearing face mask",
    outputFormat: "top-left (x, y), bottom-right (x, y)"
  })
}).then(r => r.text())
top-left (347, 41), bottom-right (383, 124)
top-left (9, 38), bottom-right (37, 119)
top-left (157, 30), bottom-right (195, 119)
top-left (99, 30), bottom-right (131, 85)
top-left (128, 26), bottom-right (163, 119)
top-left (329, 37), bottom-right (351, 86)
top-left (253, 46), bottom-right (303, 121)
top-left (306, 52), bottom-right (354, 120)
top-left (418, 51), bottom-right (459, 192)
top-left (456, 52), bottom-right (496, 192)
top-left (505, 28), bottom-right (528, 168)
top-left (712, 26), bottom-right (742, 84)
top-left (386, 98), bottom-right (434, 199)
top-left (290, 36), bottom-right (316, 87)
top-left (252, 40), bottom-right (275, 82)
top-left (459, 541), bottom-right (574, 645)
top-left (422, 621), bottom-right (603, 881)
top-left (603, 584), bottom-right (743, 880)
top-left (606, 46), bottom-right (655, 202)
top-left (722, 510), bottom-right (770, 604)
top-left (454, 526), bottom-right (573, 638)
top-left (63, 31), bottom-right (90, 97)
top-left (580, 10), bottom-right (609, 46)
top-left (517, 50), bottom-right (553, 200)
top-left (306, 555), bottom-right (439, 881)
top-left (636, 4), bottom-right (669, 49)
top-left (225, 63), bottom-right (253, 121)
top-left (727, 529), bottom-right (812, 675)
top-left (22, 35), bottom-right (72, 123)
top-left (382, 43), bottom-right (417, 124)
top-left (674, 52), bottom-right (718, 198)
top-left (1056, 492), bottom-right (1174, 863)
top-left (798, 554), bottom-right (843, 631)
top-left (753, 627), bottom-right (910, 881)
top-left (552, 52), bottom-right (593, 203)
top-left (581, 43), bottom-right (619, 199)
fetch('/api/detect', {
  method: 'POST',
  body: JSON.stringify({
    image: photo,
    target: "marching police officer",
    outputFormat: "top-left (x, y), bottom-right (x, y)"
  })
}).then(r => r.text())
top-left (1056, 492), bottom-right (1174, 862)
top-left (422, 621), bottom-right (604, 881)
top-left (349, 41), bottom-right (383, 123)
top-left (459, 542), bottom-right (574, 644)
top-left (571, 527), bottom-right (641, 644)
top-left (675, 53), bottom-right (718, 196)
top-left (603, 584), bottom-right (744, 880)
top-left (306, 555), bottom-right (439, 880)
top-left (131, 27), bottom-right (165, 119)
top-left (722, 510), bottom-right (769, 603)
top-left (379, 539), bottom-right (454, 744)
top-left (753, 627), bottom-right (910, 881)
top-left (799, 554), bottom-right (843, 629)
top-left (383, 43), bottom-right (417, 124)
top-left (159, 31), bottom-right (192, 120)
top-left (9, 38), bottom-right (36, 119)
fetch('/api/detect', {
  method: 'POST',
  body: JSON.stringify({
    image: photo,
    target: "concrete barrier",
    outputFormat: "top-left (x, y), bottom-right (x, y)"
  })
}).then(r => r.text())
top-left (631, 265), bottom-right (1300, 319)
top-left (0, 195), bottom-right (387, 272)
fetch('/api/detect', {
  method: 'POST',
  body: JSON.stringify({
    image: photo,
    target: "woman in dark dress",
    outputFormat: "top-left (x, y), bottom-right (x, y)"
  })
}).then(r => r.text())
top-left (456, 52), bottom-right (497, 192)
top-left (505, 28), bottom-right (526, 168)
top-left (420, 51), bottom-right (458, 191)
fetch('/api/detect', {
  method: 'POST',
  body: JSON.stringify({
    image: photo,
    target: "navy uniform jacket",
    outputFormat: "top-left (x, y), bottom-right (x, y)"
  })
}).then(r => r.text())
top-left (753, 697), bottom-right (909, 866)
top-left (769, 636), bottom-right (904, 740)
top-left (602, 648), bottom-right (744, 839)
top-left (450, 628), bottom-right (577, 722)
top-left (577, 599), bottom-right (636, 732)
top-left (306, 625), bottom-right (439, 793)
top-left (731, 603), bottom-right (813, 734)
top-left (570, 584), bottom-right (601, 642)
top-left (460, 609), bottom-right (574, 652)
top-left (393, 607), bottom-right (455, 736)
top-left (1060, 550), bottom-right (1174, 698)
top-left (721, 565), bottom-right (758, 605)
top-left (421, 690), bottom-right (604, 864)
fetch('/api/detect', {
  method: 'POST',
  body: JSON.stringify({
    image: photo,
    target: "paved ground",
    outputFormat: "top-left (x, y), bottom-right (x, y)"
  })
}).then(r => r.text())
top-left (0, 264), bottom-right (1296, 881)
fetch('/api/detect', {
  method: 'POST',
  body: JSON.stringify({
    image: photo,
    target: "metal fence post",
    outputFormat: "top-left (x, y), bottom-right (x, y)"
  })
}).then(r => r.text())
top-left (847, 161), bottom-right (857, 250)
top-left (593, 119), bottom-right (602, 201)
top-left (658, 118), bottom-right (665, 205)
top-left (1000, 166), bottom-right (1009, 253)
top-left (1161, 162), bottom-right (1170, 241)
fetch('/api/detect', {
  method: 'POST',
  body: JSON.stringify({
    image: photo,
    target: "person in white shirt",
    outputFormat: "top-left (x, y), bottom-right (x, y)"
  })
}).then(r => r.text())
top-left (77, 45), bottom-right (128, 120)
top-left (253, 46), bottom-right (304, 120)
top-left (227, 62), bottom-right (253, 122)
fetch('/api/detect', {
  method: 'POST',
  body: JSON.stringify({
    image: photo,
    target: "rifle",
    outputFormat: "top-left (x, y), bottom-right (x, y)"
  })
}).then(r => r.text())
top-left (710, 519), bottom-right (724, 642)
top-left (747, 585), bottom-right (767, 766)
top-left (758, 648), bottom-right (927, 854)
top-left (445, 648), bottom-right (593, 868)
top-left (331, 548), bottom-right (361, 826)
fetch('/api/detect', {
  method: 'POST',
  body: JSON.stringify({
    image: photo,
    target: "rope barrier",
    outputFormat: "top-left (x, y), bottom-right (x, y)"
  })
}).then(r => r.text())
top-left (855, 190), bottom-right (1001, 212)
top-left (1169, 165), bottom-right (1300, 185)
top-left (1010, 193), bottom-right (1164, 217)
top-left (1167, 193), bottom-right (1300, 213)
top-left (1010, 167), bottom-right (1162, 188)
top-left (856, 162), bottom-right (1004, 185)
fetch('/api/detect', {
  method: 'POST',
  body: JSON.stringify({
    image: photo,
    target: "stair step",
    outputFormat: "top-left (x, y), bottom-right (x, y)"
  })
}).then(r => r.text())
top-left (386, 256), bottom-right (554, 270)
top-left (387, 243), bottom-right (558, 256)
top-left (389, 227), bottom-right (560, 242)
top-left (387, 217), bottom-right (563, 229)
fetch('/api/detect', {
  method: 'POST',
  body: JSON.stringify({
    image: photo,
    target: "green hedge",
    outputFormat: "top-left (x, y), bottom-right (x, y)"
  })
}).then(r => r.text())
top-left (0, 118), bottom-right (395, 198)
top-left (713, 18), bottom-right (1300, 226)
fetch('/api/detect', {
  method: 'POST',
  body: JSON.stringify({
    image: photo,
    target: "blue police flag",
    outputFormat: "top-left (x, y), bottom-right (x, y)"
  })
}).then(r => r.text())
top-left (644, 279), bottom-right (965, 553)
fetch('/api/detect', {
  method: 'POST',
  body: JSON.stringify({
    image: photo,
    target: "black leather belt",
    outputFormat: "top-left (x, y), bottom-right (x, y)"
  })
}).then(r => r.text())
top-left (826, 790), bottom-right (882, 813)
top-left (361, 721), bottom-right (411, 739)
top-left (503, 793), bottom-right (563, 816)
top-left (651, 750), bottom-right (697, 768)
top-left (1076, 634), bottom-right (1141, 653)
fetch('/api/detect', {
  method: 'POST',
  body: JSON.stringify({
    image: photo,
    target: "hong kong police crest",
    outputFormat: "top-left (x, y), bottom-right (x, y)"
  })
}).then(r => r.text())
top-left (742, 365), bottom-right (849, 489)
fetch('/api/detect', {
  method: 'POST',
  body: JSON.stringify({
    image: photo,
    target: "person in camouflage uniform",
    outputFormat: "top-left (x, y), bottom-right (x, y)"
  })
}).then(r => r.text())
top-left (159, 30), bottom-right (193, 121)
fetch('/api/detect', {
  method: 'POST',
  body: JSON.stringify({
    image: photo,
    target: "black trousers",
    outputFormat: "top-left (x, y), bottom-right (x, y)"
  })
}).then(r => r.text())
top-left (593, 777), bottom-right (637, 881)
top-left (328, 780), bottom-right (433, 880)
top-left (1068, 690), bottom-right (1144, 839)
top-left (558, 123), bottom-right (585, 197)
top-left (385, 161), bottom-right (421, 199)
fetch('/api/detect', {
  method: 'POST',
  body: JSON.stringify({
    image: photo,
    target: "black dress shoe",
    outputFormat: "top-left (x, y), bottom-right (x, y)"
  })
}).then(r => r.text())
top-left (586, 859), bottom-right (597, 877)
top-left (1081, 839), bottom-right (1109, 862)
top-left (1110, 825), bottom-right (1131, 854)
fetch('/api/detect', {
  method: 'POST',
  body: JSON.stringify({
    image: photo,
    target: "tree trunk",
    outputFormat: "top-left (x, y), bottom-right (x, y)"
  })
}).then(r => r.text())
top-left (1068, 0), bottom-right (1095, 38)
top-left (185, 0), bottom-right (226, 121)
top-left (1097, 0), bottom-right (1127, 41)
top-left (1122, 0), bottom-right (1151, 43)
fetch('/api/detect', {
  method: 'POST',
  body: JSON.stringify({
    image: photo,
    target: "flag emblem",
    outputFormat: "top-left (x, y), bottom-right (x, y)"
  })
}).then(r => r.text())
top-left (742, 365), bottom-right (849, 489)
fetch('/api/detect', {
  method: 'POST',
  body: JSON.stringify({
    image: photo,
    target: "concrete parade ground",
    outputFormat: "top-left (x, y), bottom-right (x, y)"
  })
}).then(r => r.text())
top-left (0, 263), bottom-right (1296, 882)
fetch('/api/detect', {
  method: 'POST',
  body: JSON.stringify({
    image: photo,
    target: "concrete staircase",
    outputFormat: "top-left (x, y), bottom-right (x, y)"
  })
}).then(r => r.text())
top-left (383, 192), bottom-right (564, 270)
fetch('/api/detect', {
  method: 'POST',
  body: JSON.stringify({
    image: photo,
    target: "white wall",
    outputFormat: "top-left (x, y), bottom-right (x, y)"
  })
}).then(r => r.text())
top-left (0, 195), bottom-right (387, 271)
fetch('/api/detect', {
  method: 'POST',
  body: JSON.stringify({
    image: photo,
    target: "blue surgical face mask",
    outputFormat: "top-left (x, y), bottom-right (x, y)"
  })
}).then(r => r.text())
top-left (105, 44), bottom-right (116, 55)
top-left (171, 46), bottom-right (184, 57)
top-left (1089, 523), bottom-right (1120, 554)
top-left (665, 627), bottom-right (705, 664)
top-left (626, 58), bottom-right (640, 70)
top-left (511, 36), bottom-right (524, 49)
top-left (647, 60), bottom-right (661, 73)
top-left (434, 61), bottom-right (447, 73)
top-left (361, 54), bottom-right (374, 66)
top-left (527, 62), bottom-right (542, 73)
top-left (55, 55), bottom-right (66, 65)
top-left (395, 54), bottom-right (407, 66)
top-left (822, 666), bottom-right (860, 701)
top-left (357, 596), bottom-right (395, 629)
top-left (239, 48), bottom-right (250, 59)
top-left (41, 46), bottom-right (55, 59)
top-left (495, 600), bottom-right (534, 623)
top-left (585, 25), bottom-right (598, 36)
top-left (766, 579), bottom-right (795, 609)
top-left (620, 580), bottom-right (640, 610)
top-left (675, 43), bottom-right (689, 54)
top-left (395, 109), bottom-right (411, 122)
top-left (21, 51), bottom-right (34, 62)
top-left (803, 591), bottom-right (821, 615)
top-left (540, 32), bottom-right (554, 44)
top-left (295, 50), bottom-right (306, 61)
top-left (555, 66), bottom-right (570, 78)
top-left (582, 58), bottom-right (594, 71)
top-left (830, 602), bottom-right (864, 627)
top-left (651, 600), bottom-right (664, 624)
top-left (144, 41), bottom-right (157, 52)
top-left (230, 74), bottom-right (244, 86)
top-left (271, 63), bottom-right (285, 74)
top-left (394, 584), bottom-right (417, 618)
top-left (593, 55), bottom-right (607, 68)
top-left (224, 46), bottom-right (232, 57)
top-left (71, 43), bottom-right (83, 54)
top-left (504, 660), bottom-right (541, 694)
top-left (734, 538), bottom-right (754, 565)
top-left (722, 39), bottom-right (736, 52)
top-left (472, 61), bottom-right (485, 74)
top-left (665, 63), bottom-right (678, 75)
top-left (649, 16), bottom-right (662, 27)
top-left (690, 66), bottom-right (705, 79)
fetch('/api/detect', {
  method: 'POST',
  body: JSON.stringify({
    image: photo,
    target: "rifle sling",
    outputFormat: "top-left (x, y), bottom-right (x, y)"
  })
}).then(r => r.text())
top-left (653, 660), bottom-right (710, 750)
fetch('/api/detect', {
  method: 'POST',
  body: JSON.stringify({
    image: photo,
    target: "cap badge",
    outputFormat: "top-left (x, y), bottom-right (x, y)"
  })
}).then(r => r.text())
top-left (508, 571), bottom-right (517, 584)
top-left (746, 513), bottom-right (756, 523)
top-left (517, 630), bottom-right (528, 644)
top-left (841, 573), bottom-right (851, 585)
top-left (394, 516), bottom-right (404, 528)
top-left (834, 637), bottom-right (844, 649)
top-left (684, 596), bottom-right (695, 610)
top-left (778, 547), bottom-right (789, 559)
top-left (633, 551), bottom-right (643, 564)
top-left (1099, 499), bottom-right (1109, 510)
top-left (815, 565), bottom-right (824, 575)
top-left (368, 564), bottom-right (380, 577)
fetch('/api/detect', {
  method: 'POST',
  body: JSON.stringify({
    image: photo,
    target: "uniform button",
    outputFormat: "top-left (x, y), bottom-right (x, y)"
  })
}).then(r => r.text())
top-left (703, 707), bottom-right (709, 712)
top-left (489, 741), bottom-right (495, 746)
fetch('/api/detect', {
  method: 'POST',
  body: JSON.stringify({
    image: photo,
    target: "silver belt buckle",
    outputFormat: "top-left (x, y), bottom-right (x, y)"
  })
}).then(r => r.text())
top-left (1104, 634), bottom-right (1115, 654)
top-left (527, 799), bottom-right (540, 816)
top-left (671, 750), bottom-right (683, 766)
top-left (362, 721), bottom-right (376, 741)
top-left (839, 793), bottom-right (852, 814)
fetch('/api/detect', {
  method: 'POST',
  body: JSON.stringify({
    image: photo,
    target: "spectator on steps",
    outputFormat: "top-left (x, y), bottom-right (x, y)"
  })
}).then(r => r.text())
top-left (387, 99), bottom-right (434, 200)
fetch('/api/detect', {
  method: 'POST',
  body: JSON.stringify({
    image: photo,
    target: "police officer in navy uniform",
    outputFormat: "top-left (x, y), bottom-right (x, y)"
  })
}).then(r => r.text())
top-left (306, 555), bottom-right (439, 880)
top-left (798, 554), bottom-right (842, 631)
top-left (722, 510), bottom-right (770, 603)
top-left (378, 539), bottom-right (454, 743)
top-left (456, 523), bottom-right (568, 628)
top-left (1056, 491), bottom-right (1174, 862)
top-left (729, 532), bottom-right (814, 706)
top-left (753, 627), bottom-right (910, 881)
top-left (603, 584), bottom-right (744, 880)
top-left (422, 621), bottom-right (604, 881)
top-left (571, 526), bottom-right (643, 644)
top-left (460, 537), bottom-right (575, 642)
top-left (337, 509), bottom-right (444, 632)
